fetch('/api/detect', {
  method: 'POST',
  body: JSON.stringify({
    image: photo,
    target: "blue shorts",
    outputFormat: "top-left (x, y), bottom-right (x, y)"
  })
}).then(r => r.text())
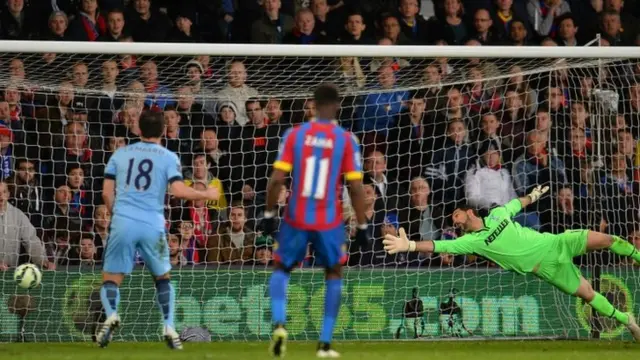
top-left (103, 215), bottom-right (171, 276)
top-left (274, 221), bottom-right (347, 269)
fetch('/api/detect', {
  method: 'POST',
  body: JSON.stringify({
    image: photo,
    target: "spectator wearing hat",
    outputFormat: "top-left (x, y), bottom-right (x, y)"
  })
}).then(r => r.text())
top-left (251, 0), bottom-right (294, 43)
top-left (98, 8), bottom-right (127, 42)
top-left (167, 9), bottom-right (202, 42)
top-left (68, 0), bottom-right (107, 41)
top-left (215, 101), bottom-right (239, 145)
top-left (46, 11), bottom-right (69, 40)
top-left (465, 142), bottom-right (517, 211)
top-left (185, 60), bottom-right (217, 116)
top-left (127, 0), bottom-right (172, 42)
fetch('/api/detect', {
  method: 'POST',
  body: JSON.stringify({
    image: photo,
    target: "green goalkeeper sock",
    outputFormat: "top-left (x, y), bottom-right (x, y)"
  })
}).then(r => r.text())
top-left (589, 292), bottom-right (629, 325)
top-left (609, 236), bottom-right (640, 263)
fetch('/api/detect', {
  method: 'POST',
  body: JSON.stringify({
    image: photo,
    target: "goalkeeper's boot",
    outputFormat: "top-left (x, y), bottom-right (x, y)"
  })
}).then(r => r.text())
top-left (269, 325), bottom-right (288, 358)
top-left (316, 343), bottom-right (340, 358)
top-left (163, 325), bottom-right (183, 350)
top-left (625, 313), bottom-right (640, 342)
top-left (96, 313), bottom-right (120, 348)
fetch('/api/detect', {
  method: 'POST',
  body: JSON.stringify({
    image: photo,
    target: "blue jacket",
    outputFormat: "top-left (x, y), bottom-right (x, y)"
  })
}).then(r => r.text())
top-left (356, 89), bottom-right (408, 132)
top-left (424, 139), bottom-right (476, 202)
top-left (512, 152), bottom-right (567, 196)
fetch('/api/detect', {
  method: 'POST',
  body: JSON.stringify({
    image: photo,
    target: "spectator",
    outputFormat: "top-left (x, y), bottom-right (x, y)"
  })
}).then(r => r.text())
top-left (356, 64), bottom-right (408, 133)
top-left (44, 185), bottom-right (82, 235)
top-left (167, 9), bottom-right (202, 42)
top-left (184, 60), bottom-right (216, 115)
top-left (0, 125), bottom-right (14, 181)
top-left (0, 95), bottom-right (24, 148)
top-left (462, 65), bottom-right (502, 116)
top-left (465, 142), bottom-right (517, 210)
top-left (555, 13), bottom-right (579, 46)
top-left (68, 0), bottom-right (107, 41)
top-left (139, 59), bottom-right (174, 110)
top-left (175, 219), bottom-right (200, 264)
top-left (284, 8), bottom-right (324, 44)
top-left (98, 8), bottom-right (127, 42)
top-left (302, 98), bottom-right (316, 122)
top-left (252, 239), bottom-right (273, 266)
top-left (265, 98), bottom-right (290, 130)
top-left (71, 232), bottom-right (98, 267)
top-left (207, 202), bottom-right (255, 263)
top-left (435, 87), bottom-right (473, 130)
top-left (476, 112), bottom-right (504, 156)
top-left (310, 0), bottom-right (340, 41)
top-left (541, 187), bottom-right (584, 234)
top-left (92, 204), bottom-right (110, 260)
top-left (0, 181), bottom-right (51, 270)
top-left (364, 150), bottom-right (403, 211)
top-left (0, 0), bottom-right (38, 40)
top-left (175, 86), bottom-right (214, 140)
top-left (599, 153), bottom-right (640, 237)
top-left (251, 0), bottom-right (294, 43)
top-left (600, 10), bottom-right (633, 46)
top-left (431, 0), bottom-right (468, 45)
top-left (168, 233), bottom-right (188, 267)
top-left (127, 0), bottom-right (172, 42)
top-left (52, 121), bottom-right (95, 187)
top-left (381, 14), bottom-right (411, 45)
top-left (507, 18), bottom-right (530, 45)
top-left (46, 227), bottom-right (73, 267)
top-left (424, 119), bottom-right (476, 208)
top-left (336, 11), bottom-right (373, 44)
top-left (526, 0), bottom-right (570, 38)
top-left (194, 128), bottom-right (233, 192)
top-left (397, 0), bottom-right (429, 44)
top-left (7, 158), bottom-right (42, 230)
top-left (470, 8), bottom-right (500, 44)
top-left (184, 153), bottom-right (228, 218)
top-left (562, 126), bottom-right (591, 185)
top-left (604, 0), bottom-right (639, 41)
top-left (492, 0), bottom-right (528, 41)
top-left (65, 164), bottom-right (93, 222)
top-left (215, 60), bottom-right (259, 126)
top-left (46, 11), bottom-right (69, 40)
top-left (398, 177), bottom-right (443, 242)
top-left (161, 107), bottom-right (187, 156)
top-left (171, 182), bottom-right (216, 253)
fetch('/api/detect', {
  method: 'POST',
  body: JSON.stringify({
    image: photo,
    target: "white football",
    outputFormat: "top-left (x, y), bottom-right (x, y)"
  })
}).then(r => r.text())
top-left (14, 263), bottom-right (42, 289)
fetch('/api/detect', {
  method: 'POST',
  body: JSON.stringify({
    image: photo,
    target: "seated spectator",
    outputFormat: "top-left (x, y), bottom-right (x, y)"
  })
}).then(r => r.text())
top-left (184, 153), bottom-right (228, 219)
top-left (477, 112), bottom-right (503, 152)
top-left (424, 119), bottom-right (476, 208)
top-left (398, 0), bottom-right (429, 44)
top-left (168, 233), bottom-right (188, 267)
top-left (193, 129), bottom-right (233, 193)
top-left (356, 63), bottom-right (408, 134)
top-left (336, 12), bottom-right (374, 44)
top-left (368, 38), bottom-right (411, 73)
top-left (206, 202), bottom-right (255, 263)
top-left (463, 66), bottom-right (502, 117)
top-left (215, 60), bottom-right (259, 126)
top-left (171, 181), bottom-right (216, 251)
top-left (421, 64), bottom-right (447, 114)
top-left (46, 11), bottom-right (69, 40)
top-left (251, 0), bottom-right (294, 43)
top-left (139, 60), bottom-right (174, 110)
top-left (599, 153), bottom-right (640, 237)
top-left (398, 177), bottom-right (443, 242)
top-left (43, 185), bottom-right (83, 233)
top-left (252, 237), bottom-right (273, 266)
top-left (380, 14), bottom-right (412, 45)
top-left (176, 220), bottom-right (200, 264)
top-left (175, 86), bottom-right (214, 139)
top-left (430, 0), bottom-right (468, 45)
top-left (70, 232), bottom-right (98, 267)
top-left (507, 18), bottom-right (530, 45)
top-left (310, 0), bottom-right (340, 41)
top-left (0, 181), bottom-right (50, 270)
top-left (470, 8), bottom-right (500, 44)
top-left (364, 150), bottom-right (404, 211)
top-left (52, 122), bottom-right (95, 186)
top-left (68, 0), bottom-right (106, 41)
top-left (32, 81), bottom-right (74, 159)
top-left (600, 10), bottom-right (634, 46)
top-left (526, 0), bottom-right (570, 39)
top-left (562, 127), bottom-right (591, 185)
top-left (434, 87), bottom-right (473, 130)
top-left (617, 130), bottom-right (638, 181)
top-left (167, 9), bottom-right (202, 42)
top-left (465, 142), bottom-right (517, 210)
top-left (505, 65), bottom-right (537, 116)
top-left (162, 107), bottom-right (189, 156)
top-left (7, 158), bottom-right (42, 230)
top-left (361, 180), bottom-right (386, 248)
top-left (333, 57), bottom-right (366, 93)
top-left (555, 13), bottom-right (580, 46)
top-left (491, 0), bottom-right (529, 41)
top-left (541, 187), bottom-right (584, 233)
top-left (65, 164), bottom-right (93, 222)
top-left (128, 0), bottom-right (172, 42)
top-left (0, 0), bottom-right (38, 40)
top-left (0, 125), bottom-right (14, 181)
top-left (214, 101), bottom-right (239, 143)
top-left (46, 228), bottom-right (73, 267)
top-left (98, 8), bottom-right (127, 42)
top-left (184, 60), bottom-right (216, 115)
top-left (92, 204), bottom-right (110, 260)
top-left (284, 8), bottom-right (324, 44)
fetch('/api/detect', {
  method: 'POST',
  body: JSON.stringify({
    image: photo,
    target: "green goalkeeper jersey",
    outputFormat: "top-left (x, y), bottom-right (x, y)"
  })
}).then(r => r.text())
top-left (433, 199), bottom-right (557, 274)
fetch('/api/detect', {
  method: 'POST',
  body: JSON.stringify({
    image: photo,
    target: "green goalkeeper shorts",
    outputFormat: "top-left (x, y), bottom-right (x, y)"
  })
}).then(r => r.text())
top-left (533, 230), bottom-right (589, 295)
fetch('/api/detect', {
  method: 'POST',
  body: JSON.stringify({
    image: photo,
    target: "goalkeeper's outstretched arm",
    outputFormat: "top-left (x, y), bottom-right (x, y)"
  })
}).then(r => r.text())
top-left (519, 185), bottom-right (549, 208)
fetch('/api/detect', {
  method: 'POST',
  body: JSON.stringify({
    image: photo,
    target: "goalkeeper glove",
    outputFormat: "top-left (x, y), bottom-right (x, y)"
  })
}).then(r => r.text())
top-left (383, 228), bottom-right (416, 254)
top-left (261, 211), bottom-right (276, 236)
top-left (527, 185), bottom-right (550, 204)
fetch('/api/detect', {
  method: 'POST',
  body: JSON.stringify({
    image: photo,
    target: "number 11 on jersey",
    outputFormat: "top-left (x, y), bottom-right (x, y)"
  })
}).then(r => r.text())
top-left (301, 156), bottom-right (329, 200)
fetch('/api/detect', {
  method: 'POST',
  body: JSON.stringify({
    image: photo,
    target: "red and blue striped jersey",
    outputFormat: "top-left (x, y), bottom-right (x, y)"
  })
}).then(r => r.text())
top-left (273, 119), bottom-right (363, 230)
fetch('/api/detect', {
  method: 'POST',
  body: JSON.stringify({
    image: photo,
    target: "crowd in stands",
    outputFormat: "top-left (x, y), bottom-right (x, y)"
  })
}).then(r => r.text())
top-left (0, 0), bottom-right (639, 270)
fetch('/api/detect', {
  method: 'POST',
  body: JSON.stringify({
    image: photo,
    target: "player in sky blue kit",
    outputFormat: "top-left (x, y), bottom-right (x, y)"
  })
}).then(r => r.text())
top-left (97, 111), bottom-right (219, 350)
top-left (262, 84), bottom-right (371, 358)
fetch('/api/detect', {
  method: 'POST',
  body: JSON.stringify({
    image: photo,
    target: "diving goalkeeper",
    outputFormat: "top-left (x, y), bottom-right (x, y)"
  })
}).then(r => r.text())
top-left (383, 185), bottom-right (640, 341)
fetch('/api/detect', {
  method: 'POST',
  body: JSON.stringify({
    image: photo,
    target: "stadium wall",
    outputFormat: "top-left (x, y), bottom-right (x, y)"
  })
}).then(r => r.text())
top-left (0, 269), bottom-right (634, 342)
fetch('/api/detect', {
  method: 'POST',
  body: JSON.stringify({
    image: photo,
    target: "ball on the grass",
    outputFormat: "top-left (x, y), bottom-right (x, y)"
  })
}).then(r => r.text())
top-left (14, 263), bottom-right (42, 289)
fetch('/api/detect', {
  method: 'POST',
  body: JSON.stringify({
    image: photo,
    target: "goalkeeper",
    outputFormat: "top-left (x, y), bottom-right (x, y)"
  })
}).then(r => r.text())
top-left (383, 185), bottom-right (640, 341)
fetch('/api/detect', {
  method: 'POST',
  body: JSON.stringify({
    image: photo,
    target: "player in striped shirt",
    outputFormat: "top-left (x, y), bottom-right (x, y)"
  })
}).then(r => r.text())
top-left (262, 84), bottom-right (370, 358)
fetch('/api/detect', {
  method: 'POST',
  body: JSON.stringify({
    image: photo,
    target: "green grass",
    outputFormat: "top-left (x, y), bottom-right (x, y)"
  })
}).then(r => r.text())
top-left (1, 341), bottom-right (639, 360)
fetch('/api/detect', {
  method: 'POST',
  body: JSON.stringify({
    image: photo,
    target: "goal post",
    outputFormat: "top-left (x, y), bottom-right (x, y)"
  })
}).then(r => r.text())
top-left (0, 40), bottom-right (638, 342)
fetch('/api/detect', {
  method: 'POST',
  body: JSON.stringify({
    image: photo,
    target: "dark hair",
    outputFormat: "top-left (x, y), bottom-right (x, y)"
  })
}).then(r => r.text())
top-left (454, 204), bottom-right (480, 217)
top-left (139, 111), bottom-right (165, 138)
top-left (80, 232), bottom-right (94, 241)
top-left (314, 83), bottom-right (340, 107)
top-left (555, 13), bottom-right (575, 27)
top-left (245, 97), bottom-right (262, 110)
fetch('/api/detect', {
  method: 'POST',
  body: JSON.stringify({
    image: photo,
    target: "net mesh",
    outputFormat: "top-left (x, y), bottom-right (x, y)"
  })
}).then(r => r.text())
top-left (0, 43), bottom-right (638, 342)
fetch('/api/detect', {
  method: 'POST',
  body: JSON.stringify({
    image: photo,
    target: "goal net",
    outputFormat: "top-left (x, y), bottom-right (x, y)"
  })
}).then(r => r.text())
top-left (0, 41), bottom-right (638, 342)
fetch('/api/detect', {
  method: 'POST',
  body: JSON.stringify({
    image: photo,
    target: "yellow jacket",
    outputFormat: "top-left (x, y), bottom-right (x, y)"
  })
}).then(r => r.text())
top-left (184, 178), bottom-right (228, 210)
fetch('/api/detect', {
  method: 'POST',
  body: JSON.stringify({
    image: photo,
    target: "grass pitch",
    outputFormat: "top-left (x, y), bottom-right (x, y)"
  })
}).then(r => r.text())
top-left (1, 341), bottom-right (638, 360)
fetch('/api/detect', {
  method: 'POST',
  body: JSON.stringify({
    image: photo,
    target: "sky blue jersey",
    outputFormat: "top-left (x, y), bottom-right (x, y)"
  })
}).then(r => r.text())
top-left (105, 141), bottom-right (183, 230)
